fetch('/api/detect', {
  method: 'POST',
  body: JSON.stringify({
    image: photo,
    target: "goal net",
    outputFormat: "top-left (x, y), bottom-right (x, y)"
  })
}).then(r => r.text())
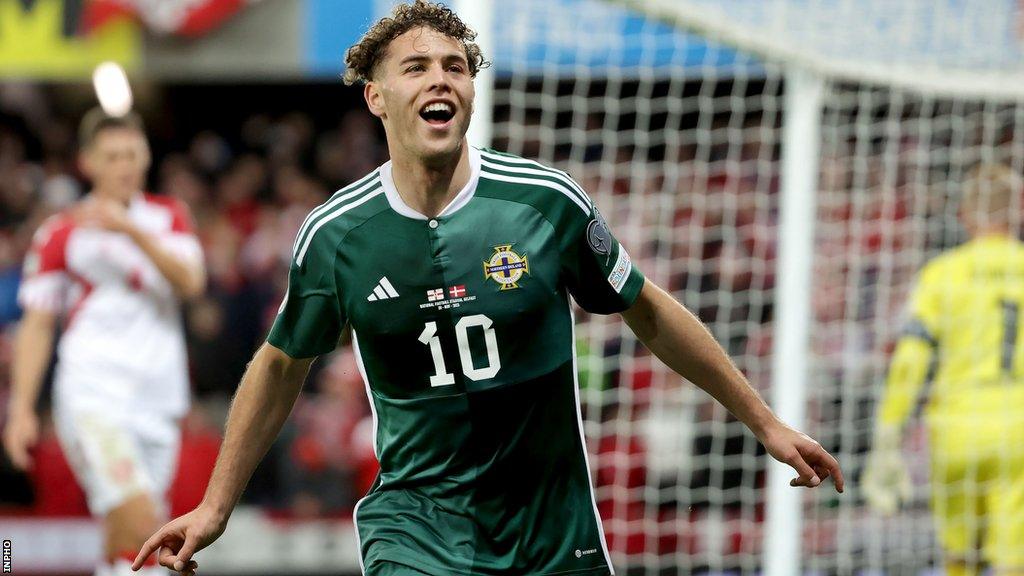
top-left (489, 0), bottom-right (1024, 573)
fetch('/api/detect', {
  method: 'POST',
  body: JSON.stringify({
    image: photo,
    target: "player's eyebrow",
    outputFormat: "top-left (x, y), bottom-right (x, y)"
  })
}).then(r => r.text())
top-left (397, 52), bottom-right (468, 67)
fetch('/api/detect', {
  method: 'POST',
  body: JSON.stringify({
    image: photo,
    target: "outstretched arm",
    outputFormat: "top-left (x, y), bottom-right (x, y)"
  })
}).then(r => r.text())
top-left (620, 279), bottom-right (844, 493)
top-left (133, 343), bottom-right (315, 574)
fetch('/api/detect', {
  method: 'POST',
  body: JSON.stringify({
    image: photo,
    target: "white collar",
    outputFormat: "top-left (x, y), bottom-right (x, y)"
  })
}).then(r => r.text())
top-left (380, 147), bottom-right (481, 220)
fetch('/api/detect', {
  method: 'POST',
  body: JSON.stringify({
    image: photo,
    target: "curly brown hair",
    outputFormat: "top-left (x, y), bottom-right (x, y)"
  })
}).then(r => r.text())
top-left (343, 0), bottom-right (489, 86)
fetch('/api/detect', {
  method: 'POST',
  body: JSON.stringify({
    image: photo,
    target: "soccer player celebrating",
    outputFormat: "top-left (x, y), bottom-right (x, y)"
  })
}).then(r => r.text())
top-left (864, 163), bottom-right (1024, 576)
top-left (2, 109), bottom-right (205, 576)
top-left (134, 2), bottom-right (843, 574)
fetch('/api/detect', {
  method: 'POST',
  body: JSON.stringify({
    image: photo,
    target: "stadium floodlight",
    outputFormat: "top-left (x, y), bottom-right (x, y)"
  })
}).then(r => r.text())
top-left (92, 61), bottom-right (133, 117)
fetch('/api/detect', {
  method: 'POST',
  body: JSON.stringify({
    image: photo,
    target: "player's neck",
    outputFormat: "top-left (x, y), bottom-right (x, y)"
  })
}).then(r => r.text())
top-left (90, 187), bottom-right (134, 208)
top-left (389, 145), bottom-right (470, 218)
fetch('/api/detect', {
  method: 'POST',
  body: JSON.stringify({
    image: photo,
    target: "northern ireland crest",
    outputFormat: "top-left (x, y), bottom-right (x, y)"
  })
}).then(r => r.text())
top-left (483, 244), bottom-right (530, 290)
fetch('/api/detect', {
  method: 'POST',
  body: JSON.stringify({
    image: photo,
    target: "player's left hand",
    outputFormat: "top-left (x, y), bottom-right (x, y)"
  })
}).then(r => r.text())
top-left (76, 198), bottom-right (133, 234)
top-left (759, 420), bottom-right (845, 493)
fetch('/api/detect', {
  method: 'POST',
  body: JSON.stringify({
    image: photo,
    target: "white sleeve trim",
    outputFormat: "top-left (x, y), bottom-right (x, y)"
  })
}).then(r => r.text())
top-left (18, 272), bottom-right (69, 312)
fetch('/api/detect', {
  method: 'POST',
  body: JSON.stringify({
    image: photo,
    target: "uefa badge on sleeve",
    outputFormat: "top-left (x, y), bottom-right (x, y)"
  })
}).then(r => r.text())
top-left (587, 208), bottom-right (612, 264)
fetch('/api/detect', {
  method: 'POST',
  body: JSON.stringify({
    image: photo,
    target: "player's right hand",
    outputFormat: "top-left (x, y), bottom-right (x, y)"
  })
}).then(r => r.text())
top-left (132, 505), bottom-right (228, 575)
top-left (861, 425), bottom-right (912, 515)
top-left (2, 409), bottom-right (39, 470)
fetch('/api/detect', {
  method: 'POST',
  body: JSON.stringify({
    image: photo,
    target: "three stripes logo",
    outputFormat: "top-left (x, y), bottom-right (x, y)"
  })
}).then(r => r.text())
top-left (367, 277), bottom-right (400, 302)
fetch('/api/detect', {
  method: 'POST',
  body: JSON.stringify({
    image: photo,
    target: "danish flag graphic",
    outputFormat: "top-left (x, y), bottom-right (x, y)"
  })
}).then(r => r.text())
top-left (449, 285), bottom-right (467, 298)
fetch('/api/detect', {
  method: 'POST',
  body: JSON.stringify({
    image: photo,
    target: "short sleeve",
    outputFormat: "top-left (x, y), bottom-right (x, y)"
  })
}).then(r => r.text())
top-left (156, 196), bottom-right (203, 264)
top-left (267, 237), bottom-right (346, 358)
top-left (167, 198), bottom-right (196, 234)
top-left (562, 206), bottom-right (645, 314)
top-left (18, 217), bottom-right (73, 313)
top-left (161, 199), bottom-right (203, 266)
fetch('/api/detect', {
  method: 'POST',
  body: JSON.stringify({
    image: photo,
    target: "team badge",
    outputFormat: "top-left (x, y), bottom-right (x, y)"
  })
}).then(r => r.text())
top-left (483, 244), bottom-right (530, 290)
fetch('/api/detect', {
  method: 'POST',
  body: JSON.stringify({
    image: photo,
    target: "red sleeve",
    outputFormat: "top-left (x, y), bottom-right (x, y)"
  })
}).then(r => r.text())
top-left (145, 194), bottom-right (197, 234)
top-left (170, 199), bottom-right (197, 234)
top-left (25, 216), bottom-right (74, 277)
top-left (19, 216), bottom-right (74, 312)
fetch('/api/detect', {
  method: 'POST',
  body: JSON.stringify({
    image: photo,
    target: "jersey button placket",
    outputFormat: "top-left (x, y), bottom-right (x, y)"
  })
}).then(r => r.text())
top-left (427, 218), bottom-right (447, 267)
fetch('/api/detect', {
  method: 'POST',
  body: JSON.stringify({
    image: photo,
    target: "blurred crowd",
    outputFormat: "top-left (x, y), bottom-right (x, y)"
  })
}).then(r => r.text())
top-left (0, 84), bottom-right (385, 518)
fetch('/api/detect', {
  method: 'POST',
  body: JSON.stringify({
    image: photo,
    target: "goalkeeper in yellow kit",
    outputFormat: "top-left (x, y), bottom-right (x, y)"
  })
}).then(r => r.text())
top-left (864, 164), bottom-right (1024, 576)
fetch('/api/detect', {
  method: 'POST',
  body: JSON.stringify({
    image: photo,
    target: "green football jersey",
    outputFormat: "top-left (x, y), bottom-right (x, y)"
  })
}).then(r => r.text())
top-left (269, 147), bottom-right (645, 576)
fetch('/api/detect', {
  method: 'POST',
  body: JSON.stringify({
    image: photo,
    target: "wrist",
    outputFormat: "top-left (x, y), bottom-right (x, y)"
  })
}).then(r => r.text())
top-left (747, 411), bottom-right (783, 442)
top-left (124, 222), bottom-right (146, 243)
top-left (198, 497), bottom-right (235, 525)
top-left (7, 399), bottom-right (36, 418)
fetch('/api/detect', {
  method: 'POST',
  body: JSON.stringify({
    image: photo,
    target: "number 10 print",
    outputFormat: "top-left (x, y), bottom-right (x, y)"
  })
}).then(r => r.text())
top-left (418, 314), bottom-right (501, 387)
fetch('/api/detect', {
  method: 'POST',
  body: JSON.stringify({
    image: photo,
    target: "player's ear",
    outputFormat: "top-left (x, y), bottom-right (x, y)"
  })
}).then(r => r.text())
top-left (78, 148), bottom-right (96, 180)
top-left (138, 135), bottom-right (152, 172)
top-left (365, 81), bottom-right (386, 120)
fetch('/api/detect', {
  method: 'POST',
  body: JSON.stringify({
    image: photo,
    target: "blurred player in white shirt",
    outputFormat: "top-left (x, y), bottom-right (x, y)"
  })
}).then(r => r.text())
top-left (2, 109), bottom-right (205, 576)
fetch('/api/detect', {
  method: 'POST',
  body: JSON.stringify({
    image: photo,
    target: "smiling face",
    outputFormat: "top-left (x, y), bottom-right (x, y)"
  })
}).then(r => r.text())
top-left (364, 27), bottom-right (475, 165)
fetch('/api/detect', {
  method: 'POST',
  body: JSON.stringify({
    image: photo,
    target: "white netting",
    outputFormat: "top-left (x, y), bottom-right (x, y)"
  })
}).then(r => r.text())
top-left (491, 0), bottom-right (1024, 573)
top-left (809, 87), bottom-right (1024, 575)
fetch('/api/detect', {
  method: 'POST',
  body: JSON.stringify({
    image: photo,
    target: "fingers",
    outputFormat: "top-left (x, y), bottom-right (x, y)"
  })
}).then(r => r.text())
top-left (864, 478), bottom-right (898, 515)
top-left (3, 432), bottom-right (32, 471)
top-left (806, 444), bottom-right (845, 493)
top-left (153, 533), bottom-right (202, 574)
top-left (813, 465), bottom-right (830, 481)
top-left (784, 451), bottom-right (820, 488)
top-left (133, 530), bottom-right (169, 571)
top-left (783, 437), bottom-right (846, 493)
top-left (861, 454), bottom-right (906, 515)
top-left (158, 546), bottom-right (197, 575)
top-left (9, 446), bottom-right (30, 470)
top-left (169, 535), bottom-right (200, 572)
top-left (823, 450), bottom-right (844, 493)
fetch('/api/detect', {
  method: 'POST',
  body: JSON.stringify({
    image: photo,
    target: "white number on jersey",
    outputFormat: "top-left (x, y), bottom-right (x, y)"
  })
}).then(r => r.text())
top-left (417, 314), bottom-right (501, 387)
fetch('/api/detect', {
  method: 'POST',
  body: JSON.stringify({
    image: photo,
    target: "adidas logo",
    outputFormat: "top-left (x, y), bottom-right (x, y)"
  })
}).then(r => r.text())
top-left (367, 277), bottom-right (400, 302)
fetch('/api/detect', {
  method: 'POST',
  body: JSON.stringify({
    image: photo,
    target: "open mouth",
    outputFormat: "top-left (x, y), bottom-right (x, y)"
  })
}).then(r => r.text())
top-left (420, 102), bottom-right (455, 126)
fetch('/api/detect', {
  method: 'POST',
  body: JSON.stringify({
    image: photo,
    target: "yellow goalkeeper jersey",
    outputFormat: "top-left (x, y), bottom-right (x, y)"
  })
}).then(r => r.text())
top-left (879, 234), bottom-right (1024, 431)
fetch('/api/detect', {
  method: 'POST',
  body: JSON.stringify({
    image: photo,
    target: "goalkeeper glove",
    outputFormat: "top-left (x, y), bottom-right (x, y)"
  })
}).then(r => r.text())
top-left (861, 424), bottom-right (912, 515)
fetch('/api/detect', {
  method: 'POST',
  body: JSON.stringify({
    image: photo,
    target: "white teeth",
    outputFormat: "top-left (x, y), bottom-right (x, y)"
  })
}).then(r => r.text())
top-left (422, 102), bottom-right (453, 114)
